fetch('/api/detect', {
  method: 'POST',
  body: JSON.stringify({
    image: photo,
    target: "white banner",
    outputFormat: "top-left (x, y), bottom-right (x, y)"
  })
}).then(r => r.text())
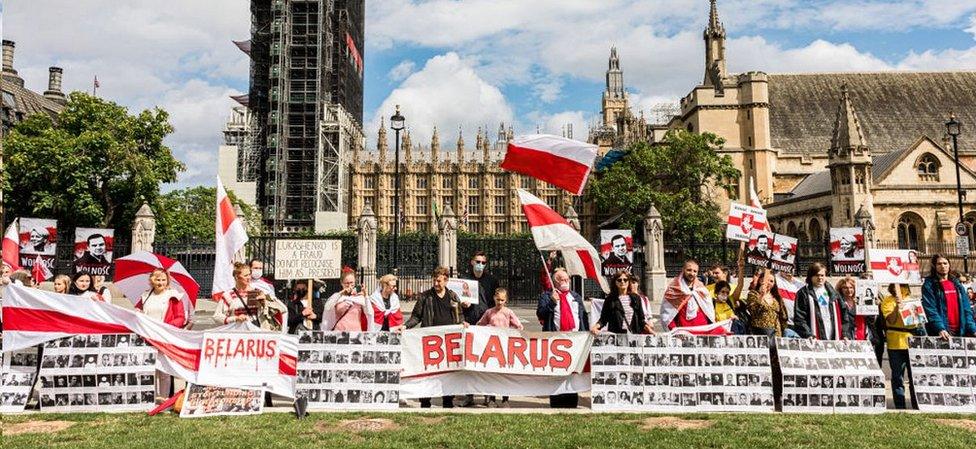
top-left (870, 249), bottom-right (922, 285)
top-left (0, 346), bottom-right (38, 413)
top-left (777, 338), bottom-right (886, 414)
top-left (197, 331), bottom-right (287, 390)
top-left (909, 337), bottom-right (976, 412)
top-left (180, 383), bottom-right (264, 418)
top-left (296, 331), bottom-right (402, 411)
top-left (273, 239), bottom-right (342, 280)
top-left (726, 203), bottom-right (767, 242)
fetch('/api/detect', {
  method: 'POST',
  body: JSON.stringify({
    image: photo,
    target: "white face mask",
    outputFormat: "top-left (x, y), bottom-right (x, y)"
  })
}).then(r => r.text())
top-left (557, 281), bottom-right (571, 292)
top-left (251, 269), bottom-right (263, 280)
top-left (718, 294), bottom-right (729, 302)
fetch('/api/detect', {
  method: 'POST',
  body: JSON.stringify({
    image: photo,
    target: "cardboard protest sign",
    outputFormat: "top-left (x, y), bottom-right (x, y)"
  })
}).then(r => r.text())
top-left (830, 228), bottom-right (865, 274)
top-left (908, 337), bottom-right (976, 412)
top-left (37, 334), bottom-right (156, 412)
top-left (17, 217), bottom-right (57, 278)
top-left (591, 334), bottom-right (774, 412)
top-left (855, 280), bottom-right (880, 316)
top-left (898, 299), bottom-right (927, 327)
top-left (747, 231), bottom-right (796, 274)
top-left (180, 383), bottom-right (264, 418)
top-left (776, 338), bottom-right (886, 414)
top-left (870, 249), bottom-right (922, 285)
top-left (725, 203), bottom-right (767, 242)
top-left (296, 331), bottom-right (402, 411)
top-left (0, 345), bottom-right (39, 413)
top-left (600, 230), bottom-right (633, 277)
top-left (446, 278), bottom-right (479, 305)
top-left (273, 239), bottom-right (342, 280)
top-left (73, 227), bottom-right (114, 276)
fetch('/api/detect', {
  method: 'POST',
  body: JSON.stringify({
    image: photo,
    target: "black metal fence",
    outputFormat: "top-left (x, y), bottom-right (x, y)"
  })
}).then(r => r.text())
top-left (153, 238), bottom-right (218, 296)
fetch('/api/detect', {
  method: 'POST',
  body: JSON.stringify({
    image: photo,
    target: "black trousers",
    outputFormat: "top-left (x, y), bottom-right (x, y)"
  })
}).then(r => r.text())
top-left (419, 396), bottom-right (454, 408)
top-left (548, 393), bottom-right (578, 408)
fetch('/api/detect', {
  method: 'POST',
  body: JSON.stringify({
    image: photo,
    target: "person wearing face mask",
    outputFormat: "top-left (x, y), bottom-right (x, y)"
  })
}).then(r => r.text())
top-left (790, 262), bottom-right (846, 340)
top-left (248, 259), bottom-right (276, 297)
top-left (464, 251), bottom-right (498, 325)
top-left (286, 280), bottom-right (323, 334)
top-left (536, 266), bottom-right (589, 408)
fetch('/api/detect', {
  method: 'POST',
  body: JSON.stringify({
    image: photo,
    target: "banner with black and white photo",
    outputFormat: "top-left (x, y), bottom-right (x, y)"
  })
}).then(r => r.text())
top-left (37, 334), bottom-right (156, 412)
top-left (179, 383), bottom-right (264, 418)
top-left (908, 337), bottom-right (976, 412)
top-left (777, 338), bottom-right (886, 413)
top-left (73, 227), bottom-right (114, 276)
top-left (829, 228), bottom-right (865, 274)
top-left (855, 280), bottom-right (880, 316)
top-left (0, 345), bottom-right (39, 413)
top-left (591, 334), bottom-right (774, 412)
top-left (600, 230), bottom-right (634, 277)
top-left (746, 230), bottom-right (797, 275)
top-left (18, 217), bottom-right (57, 278)
top-left (296, 331), bottom-right (402, 410)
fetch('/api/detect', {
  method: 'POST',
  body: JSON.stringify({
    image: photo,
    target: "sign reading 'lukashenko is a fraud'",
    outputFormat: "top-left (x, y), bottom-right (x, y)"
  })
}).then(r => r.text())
top-left (274, 240), bottom-right (342, 280)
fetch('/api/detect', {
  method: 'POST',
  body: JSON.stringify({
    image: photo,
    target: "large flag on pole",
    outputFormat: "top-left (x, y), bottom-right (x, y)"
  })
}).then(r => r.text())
top-left (212, 177), bottom-right (248, 299)
top-left (2, 219), bottom-right (21, 271)
top-left (31, 254), bottom-right (53, 284)
top-left (517, 190), bottom-right (609, 293)
top-left (501, 134), bottom-right (598, 195)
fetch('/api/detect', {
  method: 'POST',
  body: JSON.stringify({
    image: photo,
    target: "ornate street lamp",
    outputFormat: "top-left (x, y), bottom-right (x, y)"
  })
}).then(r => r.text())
top-left (946, 113), bottom-right (968, 273)
top-left (390, 105), bottom-right (405, 274)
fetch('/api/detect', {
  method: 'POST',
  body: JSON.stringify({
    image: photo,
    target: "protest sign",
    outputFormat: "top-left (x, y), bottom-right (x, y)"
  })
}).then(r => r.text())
top-left (0, 346), bottom-right (39, 413)
top-left (591, 334), bottom-right (774, 412)
top-left (870, 249), bottom-right (922, 285)
top-left (273, 239), bottom-right (342, 280)
top-left (180, 383), bottom-right (264, 418)
top-left (855, 280), bottom-right (880, 316)
top-left (726, 203), bottom-right (767, 242)
top-left (908, 337), bottom-right (976, 412)
top-left (777, 338), bottom-right (886, 414)
top-left (600, 230), bottom-right (633, 277)
top-left (898, 299), bottom-right (927, 327)
top-left (446, 278), bottom-right (479, 305)
top-left (73, 227), bottom-right (114, 275)
top-left (296, 331), bottom-right (402, 410)
top-left (37, 334), bottom-right (156, 412)
top-left (747, 231), bottom-right (796, 274)
top-left (197, 331), bottom-right (287, 389)
top-left (830, 228), bottom-right (865, 274)
top-left (17, 217), bottom-right (56, 278)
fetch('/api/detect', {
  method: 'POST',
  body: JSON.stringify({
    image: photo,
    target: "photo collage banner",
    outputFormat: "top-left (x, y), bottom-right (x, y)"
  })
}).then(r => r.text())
top-left (180, 383), bottom-right (264, 418)
top-left (37, 334), bottom-right (157, 412)
top-left (0, 345), bottom-right (39, 413)
top-left (908, 337), bottom-right (976, 412)
top-left (591, 334), bottom-right (775, 412)
top-left (296, 331), bottom-right (402, 410)
top-left (778, 338), bottom-right (886, 413)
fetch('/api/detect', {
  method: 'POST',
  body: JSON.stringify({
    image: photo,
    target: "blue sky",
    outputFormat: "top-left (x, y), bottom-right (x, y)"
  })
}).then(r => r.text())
top-left (5, 0), bottom-right (976, 188)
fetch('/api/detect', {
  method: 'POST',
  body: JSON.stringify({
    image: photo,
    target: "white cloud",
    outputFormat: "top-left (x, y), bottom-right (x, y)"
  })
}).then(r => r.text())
top-left (388, 60), bottom-right (417, 81)
top-left (367, 52), bottom-right (514, 150)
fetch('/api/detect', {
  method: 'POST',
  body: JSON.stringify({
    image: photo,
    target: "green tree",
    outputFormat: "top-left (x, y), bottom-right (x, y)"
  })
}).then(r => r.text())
top-left (587, 130), bottom-right (741, 241)
top-left (2, 93), bottom-right (184, 230)
top-left (155, 186), bottom-right (261, 242)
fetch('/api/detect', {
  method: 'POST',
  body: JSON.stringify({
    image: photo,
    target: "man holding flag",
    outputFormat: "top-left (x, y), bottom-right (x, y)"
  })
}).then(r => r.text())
top-left (661, 260), bottom-right (730, 335)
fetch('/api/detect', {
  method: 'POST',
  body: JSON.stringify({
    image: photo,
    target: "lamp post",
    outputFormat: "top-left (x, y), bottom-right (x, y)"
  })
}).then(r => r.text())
top-left (390, 105), bottom-right (405, 274)
top-left (946, 113), bottom-right (968, 273)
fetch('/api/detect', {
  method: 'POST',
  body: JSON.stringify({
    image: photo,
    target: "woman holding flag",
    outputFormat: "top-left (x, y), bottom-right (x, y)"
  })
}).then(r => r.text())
top-left (369, 274), bottom-right (403, 331)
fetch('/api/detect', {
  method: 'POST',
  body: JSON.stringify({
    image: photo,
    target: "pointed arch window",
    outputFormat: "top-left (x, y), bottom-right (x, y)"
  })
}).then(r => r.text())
top-left (897, 213), bottom-right (925, 250)
top-left (916, 154), bottom-right (940, 182)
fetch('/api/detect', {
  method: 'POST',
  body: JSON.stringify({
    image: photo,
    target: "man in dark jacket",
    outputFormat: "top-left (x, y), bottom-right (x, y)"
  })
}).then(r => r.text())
top-left (463, 251), bottom-right (498, 324)
top-left (399, 266), bottom-right (463, 408)
top-left (536, 267), bottom-right (589, 408)
top-left (286, 281), bottom-right (324, 334)
top-left (791, 262), bottom-right (848, 339)
top-left (922, 254), bottom-right (976, 338)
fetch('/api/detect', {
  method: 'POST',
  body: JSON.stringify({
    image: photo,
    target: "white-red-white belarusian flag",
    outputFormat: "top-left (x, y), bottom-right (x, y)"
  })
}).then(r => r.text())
top-left (517, 190), bottom-right (609, 293)
top-left (501, 134), bottom-right (598, 195)
top-left (31, 254), bottom-right (53, 284)
top-left (212, 177), bottom-right (249, 299)
top-left (2, 219), bottom-right (21, 271)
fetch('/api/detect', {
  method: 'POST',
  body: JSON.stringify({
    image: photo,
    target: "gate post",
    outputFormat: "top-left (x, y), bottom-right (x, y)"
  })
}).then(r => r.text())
top-left (131, 202), bottom-right (156, 253)
top-left (855, 203), bottom-right (875, 274)
top-left (357, 205), bottom-right (377, 274)
top-left (438, 205), bottom-right (458, 272)
top-left (643, 204), bottom-right (667, 314)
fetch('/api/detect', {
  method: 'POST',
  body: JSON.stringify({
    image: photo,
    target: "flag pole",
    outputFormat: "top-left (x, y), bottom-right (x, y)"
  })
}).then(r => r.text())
top-left (539, 252), bottom-right (556, 291)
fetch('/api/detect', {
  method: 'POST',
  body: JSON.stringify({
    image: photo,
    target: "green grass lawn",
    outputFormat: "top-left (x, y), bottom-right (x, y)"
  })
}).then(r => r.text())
top-left (3, 412), bottom-right (975, 449)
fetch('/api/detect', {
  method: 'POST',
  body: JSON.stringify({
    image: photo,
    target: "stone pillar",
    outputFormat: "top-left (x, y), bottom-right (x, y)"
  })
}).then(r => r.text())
top-left (357, 205), bottom-right (377, 274)
top-left (438, 205), bottom-right (458, 273)
top-left (643, 204), bottom-right (667, 314)
top-left (131, 203), bottom-right (156, 253)
top-left (855, 203), bottom-right (875, 275)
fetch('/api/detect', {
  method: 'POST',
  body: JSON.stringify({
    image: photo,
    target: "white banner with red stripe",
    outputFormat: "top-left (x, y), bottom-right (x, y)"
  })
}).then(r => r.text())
top-left (2, 285), bottom-right (297, 398)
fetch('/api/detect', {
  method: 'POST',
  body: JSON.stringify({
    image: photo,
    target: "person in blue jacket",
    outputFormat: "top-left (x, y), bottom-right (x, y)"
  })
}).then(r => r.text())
top-left (921, 254), bottom-right (976, 339)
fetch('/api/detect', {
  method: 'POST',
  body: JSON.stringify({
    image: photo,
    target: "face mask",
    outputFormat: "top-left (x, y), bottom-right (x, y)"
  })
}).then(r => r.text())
top-left (473, 262), bottom-right (486, 274)
top-left (718, 294), bottom-right (729, 302)
top-left (557, 282), bottom-right (571, 292)
top-left (294, 289), bottom-right (307, 297)
top-left (251, 269), bottom-right (263, 280)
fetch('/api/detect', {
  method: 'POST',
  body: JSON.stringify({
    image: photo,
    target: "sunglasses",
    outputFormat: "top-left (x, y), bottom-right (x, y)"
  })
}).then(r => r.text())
top-left (615, 278), bottom-right (629, 283)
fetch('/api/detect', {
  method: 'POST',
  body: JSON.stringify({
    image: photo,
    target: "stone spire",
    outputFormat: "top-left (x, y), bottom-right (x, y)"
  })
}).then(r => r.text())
top-left (829, 84), bottom-right (868, 155)
top-left (475, 127), bottom-right (484, 163)
top-left (703, 0), bottom-right (728, 86)
top-left (605, 46), bottom-right (624, 99)
top-left (481, 127), bottom-right (491, 162)
top-left (377, 117), bottom-right (387, 165)
top-left (402, 128), bottom-right (412, 164)
top-left (456, 126), bottom-right (465, 164)
top-left (431, 126), bottom-right (440, 164)
top-left (507, 124), bottom-right (514, 141)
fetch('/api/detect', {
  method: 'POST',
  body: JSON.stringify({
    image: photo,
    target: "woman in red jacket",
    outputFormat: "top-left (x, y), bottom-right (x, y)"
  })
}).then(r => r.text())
top-left (135, 268), bottom-right (188, 400)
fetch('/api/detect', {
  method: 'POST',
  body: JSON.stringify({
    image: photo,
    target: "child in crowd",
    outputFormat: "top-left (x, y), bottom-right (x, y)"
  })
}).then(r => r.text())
top-left (476, 288), bottom-right (523, 407)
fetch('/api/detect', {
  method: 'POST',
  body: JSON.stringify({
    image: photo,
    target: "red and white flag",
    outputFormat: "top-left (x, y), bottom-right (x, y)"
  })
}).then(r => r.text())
top-left (2, 220), bottom-right (20, 271)
top-left (517, 189), bottom-right (609, 293)
top-left (775, 272), bottom-right (804, 323)
top-left (213, 177), bottom-right (248, 299)
top-left (501, 134), bottom-right (598, 195)
top-left (2, 284), bottom-right (297, 397)
top-left (31, 255), bottom-right (53, 283)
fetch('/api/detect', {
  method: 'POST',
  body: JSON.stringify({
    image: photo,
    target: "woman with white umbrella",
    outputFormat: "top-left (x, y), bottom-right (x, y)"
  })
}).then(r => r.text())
top-left (134, 268), bottom-right (186, 400)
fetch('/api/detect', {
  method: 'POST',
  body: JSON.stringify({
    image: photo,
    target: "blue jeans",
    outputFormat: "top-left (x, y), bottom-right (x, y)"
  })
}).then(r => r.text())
top-left (888, 348), bottom-right (917, 410)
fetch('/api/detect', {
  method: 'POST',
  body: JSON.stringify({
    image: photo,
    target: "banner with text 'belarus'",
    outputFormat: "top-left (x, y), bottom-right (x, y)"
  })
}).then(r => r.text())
top-left (399, 325), bottom-right (592, 398)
